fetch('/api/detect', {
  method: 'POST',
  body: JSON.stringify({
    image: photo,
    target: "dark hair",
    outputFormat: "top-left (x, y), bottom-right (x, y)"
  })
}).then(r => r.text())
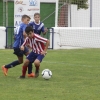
top-left (25, 26), bottom-right (33, 35)
top-left (22, 14), bottom-right (31, 20)
top-left (34, 13), bottom-right (40, 17)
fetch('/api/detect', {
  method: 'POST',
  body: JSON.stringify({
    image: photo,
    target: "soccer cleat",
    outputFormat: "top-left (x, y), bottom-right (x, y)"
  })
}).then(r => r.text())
top-left (19, 76), bottom-right (25, 79)
top-left (35, 71), bottom-right (39, 78)
top-left (28, 72), bottom-right (35, 78)
top-left (2, 65), bottom-right (8, 76)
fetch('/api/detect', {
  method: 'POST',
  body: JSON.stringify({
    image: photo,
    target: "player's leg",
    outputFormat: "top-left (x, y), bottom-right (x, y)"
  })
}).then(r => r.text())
top-left (2, 48), bottom-right (24, 76)
top-left (20, 59), bottom-right (30, 78)
top-left (34, 54), bottom-right (44, 78)
top-left (5, 48), bottom-right (24, 67)
top-left (24, 47), bottom-right (33, 76)
top-left (20, 51), bottom-right (36, 78)
top-left (27, 62), bottom-right (35, 77)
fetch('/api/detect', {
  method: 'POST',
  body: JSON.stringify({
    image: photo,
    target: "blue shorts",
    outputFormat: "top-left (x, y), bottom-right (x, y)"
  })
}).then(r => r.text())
top-left (13, 47), bottom-right (29, 57)
top-left (26, 51), bottom-right (44, 63)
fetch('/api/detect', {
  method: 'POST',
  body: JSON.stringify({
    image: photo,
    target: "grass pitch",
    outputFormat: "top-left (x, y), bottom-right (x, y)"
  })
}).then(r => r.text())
top-left (0, 49), bottom-right (100, 100)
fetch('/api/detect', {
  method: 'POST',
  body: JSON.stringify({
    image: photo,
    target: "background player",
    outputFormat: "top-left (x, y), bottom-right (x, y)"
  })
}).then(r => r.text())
top-left (20, 26), bottom-right (50, 78)
top-left (28, 12), bottom-right (48, 35)
top-left (1, 15), bottom-right (33, 77)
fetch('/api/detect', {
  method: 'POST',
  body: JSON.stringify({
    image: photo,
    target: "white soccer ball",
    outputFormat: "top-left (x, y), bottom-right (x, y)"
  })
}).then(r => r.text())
top-left (41, 69), bottom-right (52, 80)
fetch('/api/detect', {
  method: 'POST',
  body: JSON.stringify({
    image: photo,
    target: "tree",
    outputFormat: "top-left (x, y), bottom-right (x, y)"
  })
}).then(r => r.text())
top-left (59, 0), bottom-right (88, 9)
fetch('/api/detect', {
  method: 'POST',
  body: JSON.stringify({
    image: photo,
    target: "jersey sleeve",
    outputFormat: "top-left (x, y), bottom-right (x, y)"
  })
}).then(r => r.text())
top-left (22, 24), bottom-right (27, 32)
top-left (22, 37), bottom-right (29, 46)
top-left (35, 34), bottom-right (47, 44)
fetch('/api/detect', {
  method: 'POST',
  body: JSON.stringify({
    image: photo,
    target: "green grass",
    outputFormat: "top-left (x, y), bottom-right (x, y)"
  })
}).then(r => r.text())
top-left (0, 49), bottom-right (100, 100)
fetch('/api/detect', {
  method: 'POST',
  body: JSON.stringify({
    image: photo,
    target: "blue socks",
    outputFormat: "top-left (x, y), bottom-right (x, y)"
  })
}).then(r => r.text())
top-left (28, 63), bottom-right (33, 74)
top-left (5, 60), bottom-right (33, 74)
top-left (5, 60), bottom-right (20, 68)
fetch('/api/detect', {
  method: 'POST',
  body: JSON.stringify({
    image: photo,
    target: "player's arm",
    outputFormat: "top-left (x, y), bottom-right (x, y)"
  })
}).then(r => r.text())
top-left (35, 35), bottom-right (50, 55)
top-left (20, 37), bottom-right (28, 51)
top-left (42, 27), bottom-right (48, 35)
top-left (41, 23), bottom-right (48, 35)
top-left (23, 25), bottom-right (28, 39)
top-left (41, 39), bottom-right (50, 55)
top-left (23, 22), bottom-right (33, 39)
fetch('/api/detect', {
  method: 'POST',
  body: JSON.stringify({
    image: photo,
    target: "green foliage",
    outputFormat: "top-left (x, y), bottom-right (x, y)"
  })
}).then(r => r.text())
top-left (59, 0), bottom-right (88, 9)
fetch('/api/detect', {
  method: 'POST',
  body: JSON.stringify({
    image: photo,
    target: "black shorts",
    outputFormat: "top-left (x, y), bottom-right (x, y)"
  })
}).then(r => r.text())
top-left (13, 47), bottom-right (29, 57)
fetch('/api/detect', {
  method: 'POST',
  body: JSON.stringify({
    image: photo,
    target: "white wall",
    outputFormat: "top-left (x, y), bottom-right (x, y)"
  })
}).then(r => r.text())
top-left (70, 5), bottom-right (90, 27)
top-left (68, 0), bottom-right (100, 27)
top-left (0, 27), bottom-right (6, 49)
top-left (92, 0), bottom-right (100, 27)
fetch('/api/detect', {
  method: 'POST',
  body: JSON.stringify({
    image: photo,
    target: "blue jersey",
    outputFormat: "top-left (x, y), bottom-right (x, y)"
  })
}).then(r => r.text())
top-left (13, 23), bottom-right (27, 48)
top-left (28, 21), bottom-right (45, 35)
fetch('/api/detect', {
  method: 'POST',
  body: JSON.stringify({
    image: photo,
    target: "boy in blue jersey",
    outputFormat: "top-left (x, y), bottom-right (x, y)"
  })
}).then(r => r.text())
top-left (28, 13), bottom-right (48, 35)
top-left (1, 15), bottom-right (34, 77)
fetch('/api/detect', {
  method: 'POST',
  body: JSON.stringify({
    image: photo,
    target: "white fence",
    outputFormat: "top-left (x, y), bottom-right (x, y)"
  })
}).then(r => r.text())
top-left (51, 27), bottom-right (100, 49)
top-left (0, 27), bottom-right (6, 49)
top-left (55, 0), bottom-right (100, 27)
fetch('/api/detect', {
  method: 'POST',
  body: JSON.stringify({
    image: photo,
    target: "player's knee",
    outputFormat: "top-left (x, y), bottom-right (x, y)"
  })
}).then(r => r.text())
top-left (34, 60), bottom-right (40, 66)
top-left (23, 59), bottom-right (30, 66)
top-left (18, 57), bottom-right (23, 64)
top-left (18, 60), bottom-right (23, 64)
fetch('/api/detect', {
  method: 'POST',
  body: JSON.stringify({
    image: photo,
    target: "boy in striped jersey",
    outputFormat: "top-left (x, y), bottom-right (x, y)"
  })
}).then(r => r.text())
top-left (27, 13), bottom-right (48, 76)
top-left (20, 26), bottom-right (50, 78)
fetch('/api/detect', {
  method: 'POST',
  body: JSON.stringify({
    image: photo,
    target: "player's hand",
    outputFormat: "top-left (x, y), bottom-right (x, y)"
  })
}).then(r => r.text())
top-left (20, 46), bottom-right (24, 51)
top-left (43, 27), bottom-right (48, 35)
top-left (26, 44), bottom-right (32, 49)
top-left (44, 27), bottom-right (48, 32)
top-left (41, 51), bottom-right (47, 56)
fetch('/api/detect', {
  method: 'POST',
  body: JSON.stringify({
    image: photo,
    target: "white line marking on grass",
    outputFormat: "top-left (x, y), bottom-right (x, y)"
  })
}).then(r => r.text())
top-left (43, 61), bottom-right (93, 67)
top-left (43, 61), bottom-right (67, 64)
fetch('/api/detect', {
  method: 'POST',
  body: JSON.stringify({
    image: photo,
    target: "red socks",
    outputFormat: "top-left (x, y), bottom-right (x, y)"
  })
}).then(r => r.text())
top-left (22, 66), bottom-right (27, 76)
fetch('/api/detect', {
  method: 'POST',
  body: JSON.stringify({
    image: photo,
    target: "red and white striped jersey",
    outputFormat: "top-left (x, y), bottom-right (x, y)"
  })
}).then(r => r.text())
top-left (22, 34), bottom-right (48, 54)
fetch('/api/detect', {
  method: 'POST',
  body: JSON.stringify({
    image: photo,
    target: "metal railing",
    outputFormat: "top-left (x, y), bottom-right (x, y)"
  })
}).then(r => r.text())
top-left (6, 27), bottom-right (54, 49)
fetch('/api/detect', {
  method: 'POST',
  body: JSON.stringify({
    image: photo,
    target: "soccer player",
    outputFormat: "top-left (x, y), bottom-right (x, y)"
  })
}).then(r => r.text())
top-left (27, 13), bottom-right (48, 75)
top-left (1, 15), bottom-right (34, 77)
top-left (28, 12), bottom-right (48, 35)
top-left (19, 26), bottom-right (50, 78)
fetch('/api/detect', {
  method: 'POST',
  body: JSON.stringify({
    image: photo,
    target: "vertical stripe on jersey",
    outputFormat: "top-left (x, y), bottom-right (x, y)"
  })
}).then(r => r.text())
top-left (37, 23), bottom-right (44, 30)
top-left (38, 42), bottom-right (43, 52)
top-left (35, 34), bottom-right (47, 43)
top-left (34, 41), bottom-right (40, 54)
